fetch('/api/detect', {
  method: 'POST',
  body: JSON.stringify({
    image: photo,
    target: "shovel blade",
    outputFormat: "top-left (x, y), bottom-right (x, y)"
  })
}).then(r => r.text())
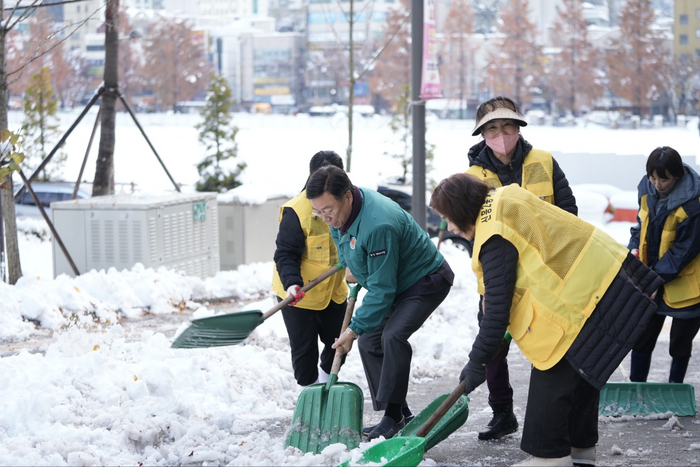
top-left (171, 310), bottom-right (263, 349)
top-left (286, 381), bottom-right (364, 454)
top-left (337, 436), bottom-right (426, 467)
top-left (398, 393), bottom-right (469, 451)
top-left (599, 382), bottom-right (697, 417)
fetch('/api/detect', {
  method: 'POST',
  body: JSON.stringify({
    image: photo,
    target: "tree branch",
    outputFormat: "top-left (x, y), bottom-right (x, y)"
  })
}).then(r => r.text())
top-left (7, 5), bottom-right (105, 86)
top-left (5, 0), bottom-right (41, 31)
top-left (356, 12), bottom-right (409, 81)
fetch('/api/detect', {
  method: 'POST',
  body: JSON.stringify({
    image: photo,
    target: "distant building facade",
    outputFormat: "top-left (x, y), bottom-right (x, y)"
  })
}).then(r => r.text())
top-left (674, 0), bottom-right (700, 59)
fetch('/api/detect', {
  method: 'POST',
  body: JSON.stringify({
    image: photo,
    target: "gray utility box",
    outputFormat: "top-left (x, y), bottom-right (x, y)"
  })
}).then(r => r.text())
top-left (218, 196), bottom-right (290, 270)
top-left (51, 192), bottom-right (220, 279)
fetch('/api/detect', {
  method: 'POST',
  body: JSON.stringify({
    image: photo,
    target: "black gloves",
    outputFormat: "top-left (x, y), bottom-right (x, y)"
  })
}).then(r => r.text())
top-left (460, 360), bottom-right (487, 395)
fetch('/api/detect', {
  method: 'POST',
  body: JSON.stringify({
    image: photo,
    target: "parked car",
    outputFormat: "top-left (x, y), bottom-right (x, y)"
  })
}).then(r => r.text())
top-left (376, 184), bottom-right (471, 253)
top-left (14, 182), bottom-right (91, 217)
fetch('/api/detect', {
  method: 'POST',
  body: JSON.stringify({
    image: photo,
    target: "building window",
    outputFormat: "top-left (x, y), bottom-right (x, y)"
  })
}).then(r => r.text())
top-left (680, 34), bottom-right (689, 45)
top-left (696, 49), bottom-right (700, 58)
top-left (696, 28), bottom-right (700, 38)
top-left (680, 14), bottom-right (689, 25)
top-left (696, 8), bottom-right (700, 18)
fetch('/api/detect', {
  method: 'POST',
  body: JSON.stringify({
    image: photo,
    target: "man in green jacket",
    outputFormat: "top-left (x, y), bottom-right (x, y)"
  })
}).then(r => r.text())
top-left (306, 165), bottom-right (454, 441)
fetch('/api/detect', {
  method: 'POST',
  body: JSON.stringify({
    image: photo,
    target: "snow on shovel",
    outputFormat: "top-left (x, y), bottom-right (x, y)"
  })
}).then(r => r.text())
top-left (285, 283), bottom-right (364, 454)
top-left (337, 380), bottom-right (469, 467)
top-left (171, 263), bottom-right (345, 349)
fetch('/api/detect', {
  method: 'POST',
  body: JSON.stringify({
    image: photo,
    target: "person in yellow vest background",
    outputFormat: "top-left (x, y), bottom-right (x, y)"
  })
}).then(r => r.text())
top-left (271, 151), bottom-right (348, 387)
top-left (628, 146), bottom-right (700, 384)
top-left (466, 96), bottom-right (578, 441)
top-left (430, 173), bottom-right (662, 467)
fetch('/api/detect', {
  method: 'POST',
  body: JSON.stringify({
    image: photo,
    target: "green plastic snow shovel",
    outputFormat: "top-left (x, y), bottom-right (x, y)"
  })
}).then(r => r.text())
top-left (397, 385), bottom-right (470, 451)
top-left (599, 382), bottom-right (697, 417)
top-left (338, 380), bottom-right (469, 467)
top-left (171, 263), bottom-right (345, 349)
top-left (285, 284), bottom-right (364, 454)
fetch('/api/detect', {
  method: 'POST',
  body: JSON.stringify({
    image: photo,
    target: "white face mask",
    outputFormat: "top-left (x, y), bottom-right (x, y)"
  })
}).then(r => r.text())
top-left (485, 133), bottom-right (519, 156)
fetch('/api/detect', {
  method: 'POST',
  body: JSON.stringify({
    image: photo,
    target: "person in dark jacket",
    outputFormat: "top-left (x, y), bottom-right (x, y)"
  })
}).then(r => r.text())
top-left (466, 96), bottom-right (578, 441)
top-left (628, 146), bottom-right (700, 384)
top-left (430, 173), bottom-right (662, 467)
top-left (306, 165), bottom-right (454, 441)
top-left (271, 151), bottom-right (348, 387)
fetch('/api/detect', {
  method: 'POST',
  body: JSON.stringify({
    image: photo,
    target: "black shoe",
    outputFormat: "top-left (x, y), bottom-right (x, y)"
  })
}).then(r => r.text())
top-left (367, 416), bottom-right (406, 440)
top-left (478, 403), bottom-right (518, 440)
top-left (363, 408), bottom-right (414, 436)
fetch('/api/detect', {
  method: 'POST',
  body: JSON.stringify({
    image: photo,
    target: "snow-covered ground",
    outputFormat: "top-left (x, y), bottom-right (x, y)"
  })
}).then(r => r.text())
top-left (1, 110), bottom-right (698, 465)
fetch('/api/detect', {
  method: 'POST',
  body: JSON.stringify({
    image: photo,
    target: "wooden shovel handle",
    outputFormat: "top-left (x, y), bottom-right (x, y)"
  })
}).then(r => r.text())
top-left (436, 219), bottom-right (447, 251)
top-left (262, 263), bottom-right (344, 320)
top-left (415, 380), bottom-right (467, 438)
top-left (412, 334), bottom-right (508, 437)
top-left (330, 284), bottom-right (361, 376)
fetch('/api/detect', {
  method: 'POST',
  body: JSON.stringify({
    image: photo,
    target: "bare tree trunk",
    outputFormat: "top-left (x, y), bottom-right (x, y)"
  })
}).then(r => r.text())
top-left (93, 0), bottom-right (119, 196)
top-left (0, 0), bottom-right (23, 284)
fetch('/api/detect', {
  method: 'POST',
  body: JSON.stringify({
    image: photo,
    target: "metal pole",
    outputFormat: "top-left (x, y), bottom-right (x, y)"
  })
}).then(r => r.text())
top-left (15, 89), bottom-right (104, 202)
top-left (18, 170), bottom-right (80, 276)
top-left (411, 0), bottom-right (426, 230)
top-left (118, 92), bottom-right (181, 192)
top-left (73, 107), bottom-right (102, 199)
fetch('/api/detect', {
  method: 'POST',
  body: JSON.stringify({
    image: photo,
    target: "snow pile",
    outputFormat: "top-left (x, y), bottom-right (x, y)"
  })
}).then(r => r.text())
top-left (0, 261), bottom-right (273, 342)
top-left (0, 244), bottom-right (480, 465)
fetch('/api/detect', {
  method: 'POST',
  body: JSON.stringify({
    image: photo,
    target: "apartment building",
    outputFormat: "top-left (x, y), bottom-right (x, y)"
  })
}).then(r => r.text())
top-left (674, 0), bottom-right (700, 58)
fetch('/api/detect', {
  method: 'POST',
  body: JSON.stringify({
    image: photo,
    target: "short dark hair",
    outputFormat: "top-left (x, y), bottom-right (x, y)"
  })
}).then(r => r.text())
top-left (309, 150), bottom-right (343, 174)
top-left (303, 151), bottom-right (344, 190)
top-left (306, 165), bottom-right (354, 201)
top-left (430, 174), bottom-right (492, 233)
top-left (646, 146), bottom-right (684, 180)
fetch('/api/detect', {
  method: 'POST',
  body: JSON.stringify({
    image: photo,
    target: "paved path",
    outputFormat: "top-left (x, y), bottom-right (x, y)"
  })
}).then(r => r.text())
top-left (395, 336), bottom-right (700, 466)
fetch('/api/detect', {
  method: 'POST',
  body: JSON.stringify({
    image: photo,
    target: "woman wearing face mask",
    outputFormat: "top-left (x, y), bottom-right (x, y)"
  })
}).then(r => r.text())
top-left (628, 146), bottom-right (700, 384)
top-left (465, 96), bottom-right (578, 442)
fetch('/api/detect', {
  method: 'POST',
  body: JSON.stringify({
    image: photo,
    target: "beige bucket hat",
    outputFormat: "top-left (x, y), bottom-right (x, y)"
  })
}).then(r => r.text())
top-left (472, 107), bottom-right (528, 136)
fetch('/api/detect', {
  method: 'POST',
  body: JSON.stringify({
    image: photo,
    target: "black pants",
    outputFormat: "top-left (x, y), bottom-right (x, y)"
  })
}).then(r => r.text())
top-left (281, 298), bottom-right (347, 386)
top-left (632, 313), bottom-right (700, 359)
top-left (357, 288), bottom-right (450, 411)
top-left (486, 340), bottom-right (514, 405)
top-left (520, 359), bottom-right (599, 458)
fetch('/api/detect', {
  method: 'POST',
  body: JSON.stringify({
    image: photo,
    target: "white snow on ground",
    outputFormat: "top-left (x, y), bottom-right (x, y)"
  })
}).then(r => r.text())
top-left (2, 111), bottom-right (700, 465)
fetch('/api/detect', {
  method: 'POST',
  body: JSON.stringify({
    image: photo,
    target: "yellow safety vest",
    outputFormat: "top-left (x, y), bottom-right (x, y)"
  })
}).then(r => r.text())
top-left (637, 194), bottom-right (700, 308)
top-left (466, 149), bottom-right (555, 204)
top-left (472, 186), bottom-right (628, 370)
top-left (271, 192), bottom-right (348, 309)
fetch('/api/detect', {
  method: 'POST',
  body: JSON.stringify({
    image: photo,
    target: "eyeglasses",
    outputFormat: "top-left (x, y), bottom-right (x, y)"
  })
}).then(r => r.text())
top-left (311, 205), bottom-right (339, 218)
top-left (311, 197), bottom-right (345, 218)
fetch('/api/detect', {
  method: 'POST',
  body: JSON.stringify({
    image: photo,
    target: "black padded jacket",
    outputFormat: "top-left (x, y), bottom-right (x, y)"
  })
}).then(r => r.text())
top-left (467, 137), bottom-right (578, 216)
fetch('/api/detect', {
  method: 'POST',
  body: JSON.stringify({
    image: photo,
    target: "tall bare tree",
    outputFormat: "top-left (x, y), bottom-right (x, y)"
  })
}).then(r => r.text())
top-left (142, 15), bottom-right (211, 112)
top-left (482, 0), bottom-right (543, 107)
top-left (0, 0), bottom-right (28, 284)
top-left (548, 0), bottom-right (603, 114)
top-left (93, 0), bottom-right (119, 196)
top-left (440, 0), bottom-right (475, 118)
top-left (606, 0), bottom-right (668, 116)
